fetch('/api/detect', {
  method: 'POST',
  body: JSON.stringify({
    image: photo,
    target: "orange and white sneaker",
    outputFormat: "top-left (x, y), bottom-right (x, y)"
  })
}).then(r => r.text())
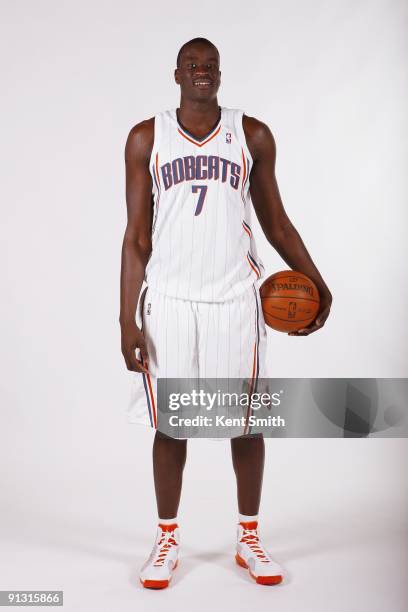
top-left (235, 521), bottom-right (283, 585)
top-left (140, 523), bottom-right (180, 589)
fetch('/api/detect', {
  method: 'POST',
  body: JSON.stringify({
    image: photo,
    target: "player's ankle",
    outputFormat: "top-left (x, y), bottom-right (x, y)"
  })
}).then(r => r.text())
top-left (238, 513), bottom-right (258, 527)
top-left (158, 516), bottom-right (179, 530)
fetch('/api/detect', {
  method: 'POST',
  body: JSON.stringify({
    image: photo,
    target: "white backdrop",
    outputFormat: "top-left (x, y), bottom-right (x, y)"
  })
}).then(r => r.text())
top-left (0, 1), bottom-right (407, 611)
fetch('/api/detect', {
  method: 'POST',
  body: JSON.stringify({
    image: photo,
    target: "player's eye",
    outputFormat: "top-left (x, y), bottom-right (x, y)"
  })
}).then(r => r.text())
top-left (187, 63), bottom-right (197, 69)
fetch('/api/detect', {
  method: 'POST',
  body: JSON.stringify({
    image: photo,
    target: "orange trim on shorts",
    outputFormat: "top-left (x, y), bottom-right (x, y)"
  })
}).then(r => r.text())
top-left (145, 369), bottom-right (157, 429)
top-left (243, 342), bottom-right (258, 435)
top-left (251, 341), bottom-right (257, 381)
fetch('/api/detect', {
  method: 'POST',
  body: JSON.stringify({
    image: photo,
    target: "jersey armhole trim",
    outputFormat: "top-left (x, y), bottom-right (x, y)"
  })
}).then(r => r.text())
top-left (237, 110), bottom-right (254, 167)
top-left (148, 114), bottom-right (159, 175)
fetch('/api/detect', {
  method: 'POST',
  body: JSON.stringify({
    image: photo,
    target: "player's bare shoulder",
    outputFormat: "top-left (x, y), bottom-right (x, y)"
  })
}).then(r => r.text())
top-left (242, 114), bottom-right (276, 161)
top-left (125, 117), bottom-right (155, 164)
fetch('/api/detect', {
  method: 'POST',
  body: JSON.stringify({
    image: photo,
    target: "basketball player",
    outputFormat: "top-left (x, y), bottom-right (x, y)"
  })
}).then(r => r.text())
top-left (120, 37), bottom-right (332, 588)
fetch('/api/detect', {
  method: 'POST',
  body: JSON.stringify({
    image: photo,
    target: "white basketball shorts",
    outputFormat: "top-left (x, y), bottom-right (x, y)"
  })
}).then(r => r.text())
top-left (127, 282), bottom-right (269, 428)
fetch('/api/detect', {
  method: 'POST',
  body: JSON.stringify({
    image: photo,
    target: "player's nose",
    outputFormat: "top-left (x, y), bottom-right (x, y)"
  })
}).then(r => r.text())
top-left (193, 65), bottom-right (211, 76)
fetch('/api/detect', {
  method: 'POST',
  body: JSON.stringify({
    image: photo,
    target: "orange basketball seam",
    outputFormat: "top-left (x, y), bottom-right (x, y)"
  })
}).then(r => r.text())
top-left (262, 312), bottom-right (318, 323)
top-left (261, 295), bottom-right (320, 303)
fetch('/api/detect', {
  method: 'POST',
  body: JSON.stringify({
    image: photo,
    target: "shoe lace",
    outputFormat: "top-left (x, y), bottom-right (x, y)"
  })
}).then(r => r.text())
top-left (240, 528), bottom-right (272, 563)
top-left (153, 529), bottom-right (177, 566)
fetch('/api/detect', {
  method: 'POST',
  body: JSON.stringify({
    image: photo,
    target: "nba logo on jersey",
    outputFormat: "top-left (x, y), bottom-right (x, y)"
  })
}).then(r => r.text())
top-left (226, 132), bottom-right (232, 143)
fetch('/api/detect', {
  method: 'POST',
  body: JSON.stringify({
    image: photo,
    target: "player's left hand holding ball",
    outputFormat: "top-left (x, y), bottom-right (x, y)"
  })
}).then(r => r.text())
top-left (289, 290), bottom-right (332, 336)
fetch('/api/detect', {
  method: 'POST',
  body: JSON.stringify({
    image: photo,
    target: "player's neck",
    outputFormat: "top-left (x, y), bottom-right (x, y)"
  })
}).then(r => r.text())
top-left (177, 99), bottom-right (221, 134)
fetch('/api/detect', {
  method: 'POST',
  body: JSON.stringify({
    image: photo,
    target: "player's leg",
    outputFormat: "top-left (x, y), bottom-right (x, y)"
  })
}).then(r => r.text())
top-left (231, 431), bottom-right (283, 584)
top-left (153, 430), bottom-right (187, 519)
top-left (144, 290), bottom-right (195, 517)
top-left (198, 284), bottom-right (283, 584)
top-left (230, 432), bottom-right (264, 516)
top-left (140, 430), bottom-right (186, 589)
top-left (138, 288), bottom-right (198, 589)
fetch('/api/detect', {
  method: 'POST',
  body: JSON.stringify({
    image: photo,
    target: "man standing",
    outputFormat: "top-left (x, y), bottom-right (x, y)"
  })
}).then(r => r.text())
top-left (120, 37), bottom-right (332, 588)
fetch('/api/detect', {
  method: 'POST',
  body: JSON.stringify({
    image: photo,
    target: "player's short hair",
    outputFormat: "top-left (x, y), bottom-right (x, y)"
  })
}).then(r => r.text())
top-left (176, 37), bottom-right (219, 68)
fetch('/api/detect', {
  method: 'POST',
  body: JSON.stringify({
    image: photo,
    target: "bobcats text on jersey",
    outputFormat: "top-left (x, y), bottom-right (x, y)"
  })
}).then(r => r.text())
top-left (161, 155), bottom-right (241, 191)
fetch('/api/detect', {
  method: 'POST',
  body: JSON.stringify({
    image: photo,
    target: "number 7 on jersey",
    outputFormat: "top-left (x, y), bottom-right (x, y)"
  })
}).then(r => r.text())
top-left (192, 185), bottom-right (208, 216)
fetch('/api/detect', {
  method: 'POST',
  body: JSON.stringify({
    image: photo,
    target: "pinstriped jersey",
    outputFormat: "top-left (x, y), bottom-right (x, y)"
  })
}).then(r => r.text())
top-left (145, 106), bottom-right (265, 302)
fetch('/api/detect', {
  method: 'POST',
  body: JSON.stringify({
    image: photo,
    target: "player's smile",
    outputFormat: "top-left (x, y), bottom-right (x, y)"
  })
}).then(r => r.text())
top-left (193, 78), bottom-right (213, 88)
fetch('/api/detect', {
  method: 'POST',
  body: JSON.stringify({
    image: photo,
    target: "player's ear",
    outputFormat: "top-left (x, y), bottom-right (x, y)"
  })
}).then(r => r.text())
top-left (174, 68), bottom-right (180, 84)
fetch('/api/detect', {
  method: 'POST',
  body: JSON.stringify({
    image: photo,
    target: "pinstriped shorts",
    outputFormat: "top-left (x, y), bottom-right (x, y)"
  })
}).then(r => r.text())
top-left (127, 282), bottom-right (269, 430)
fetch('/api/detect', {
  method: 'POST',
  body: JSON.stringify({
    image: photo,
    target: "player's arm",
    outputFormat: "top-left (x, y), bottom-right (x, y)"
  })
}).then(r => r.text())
top-left (120, 119), bottom-right (154, 371)
top-left (243, 115), bottom-right (332, 336)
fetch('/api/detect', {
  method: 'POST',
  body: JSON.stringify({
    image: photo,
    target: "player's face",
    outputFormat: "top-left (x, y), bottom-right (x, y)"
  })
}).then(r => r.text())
top-left (175, 44), bottom-right (221, 101)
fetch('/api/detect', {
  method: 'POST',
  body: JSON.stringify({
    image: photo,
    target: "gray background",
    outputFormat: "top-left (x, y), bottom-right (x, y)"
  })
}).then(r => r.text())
top-left (0, 1), bottom-right (407, 610)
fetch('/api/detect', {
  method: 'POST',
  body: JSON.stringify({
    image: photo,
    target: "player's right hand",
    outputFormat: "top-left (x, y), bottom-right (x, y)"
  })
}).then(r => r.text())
top-left (121, 321), bottom-right (150, 374)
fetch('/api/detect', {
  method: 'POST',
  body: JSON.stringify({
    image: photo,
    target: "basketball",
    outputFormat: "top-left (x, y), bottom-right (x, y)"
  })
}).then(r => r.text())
top-left (260, 271), bottom-right (320, 333)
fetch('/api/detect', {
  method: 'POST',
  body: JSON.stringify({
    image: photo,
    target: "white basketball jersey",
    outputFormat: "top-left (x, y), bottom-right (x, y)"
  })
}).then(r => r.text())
top-left (145, 106), bottom-right (265, 302)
